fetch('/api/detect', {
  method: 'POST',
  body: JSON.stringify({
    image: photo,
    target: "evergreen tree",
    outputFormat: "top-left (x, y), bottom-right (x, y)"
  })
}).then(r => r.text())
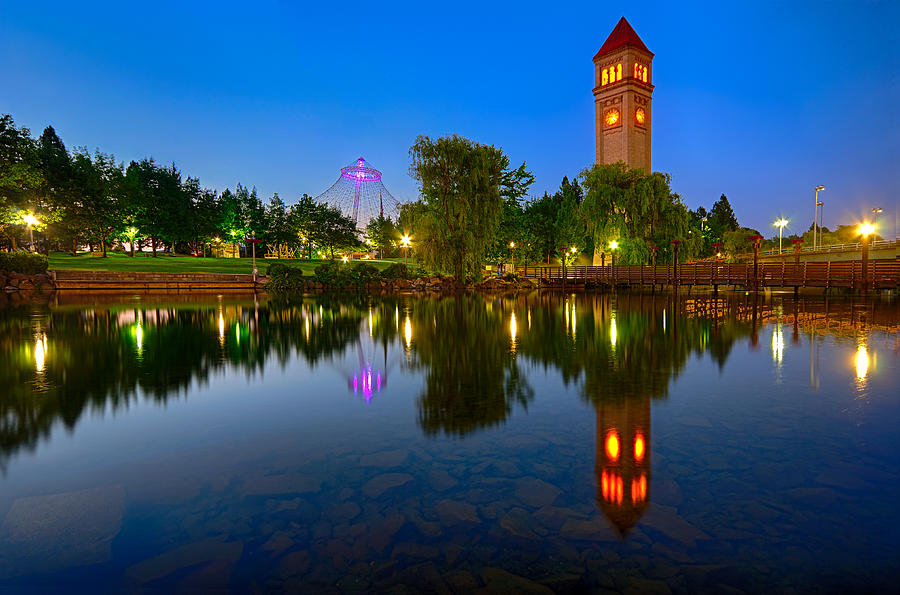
top-left (710, 194), bottom-right (739, 232)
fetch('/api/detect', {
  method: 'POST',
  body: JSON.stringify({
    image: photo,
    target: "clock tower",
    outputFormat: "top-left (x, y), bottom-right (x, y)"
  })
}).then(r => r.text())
top-left (593, 17), bottom-right (654, 173)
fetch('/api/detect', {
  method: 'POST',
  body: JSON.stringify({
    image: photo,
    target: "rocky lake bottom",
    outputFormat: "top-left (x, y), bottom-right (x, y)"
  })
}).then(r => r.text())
top-left (0, 292), bottom-right (897, 593)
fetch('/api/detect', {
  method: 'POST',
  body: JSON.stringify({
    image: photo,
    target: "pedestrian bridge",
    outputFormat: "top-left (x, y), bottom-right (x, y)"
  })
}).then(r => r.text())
top-left (756, 239), bottom-right (897, 263)
top-left (517, 261), bottom-right (900, 292)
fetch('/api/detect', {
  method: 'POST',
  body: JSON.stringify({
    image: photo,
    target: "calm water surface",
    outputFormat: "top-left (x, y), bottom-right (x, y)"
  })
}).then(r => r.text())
top-left (0, 292), bottom-right (898, 593)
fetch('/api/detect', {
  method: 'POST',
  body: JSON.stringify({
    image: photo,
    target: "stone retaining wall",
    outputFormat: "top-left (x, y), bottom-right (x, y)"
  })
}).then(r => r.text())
top-left (1, 270), bottom-right (55, 292)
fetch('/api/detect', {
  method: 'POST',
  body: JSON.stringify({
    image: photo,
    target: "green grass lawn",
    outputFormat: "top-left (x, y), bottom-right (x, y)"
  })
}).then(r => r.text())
top-left (49, 252), bottom-right (405, 275)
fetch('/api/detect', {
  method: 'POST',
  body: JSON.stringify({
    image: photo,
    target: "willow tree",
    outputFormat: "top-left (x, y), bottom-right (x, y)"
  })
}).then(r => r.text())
top-left (408, 135), bottom-right (527, 281)
top-left (580, 162), bottom-right (694, 264)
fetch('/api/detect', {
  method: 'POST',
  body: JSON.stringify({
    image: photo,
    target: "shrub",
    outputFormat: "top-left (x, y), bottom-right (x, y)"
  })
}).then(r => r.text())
top-left (380, 262), bottom-right (410, 280)
top-left (0, 252), bottom-right (49, 275)
top-left (263, 263), bottom-right (305, 293)
top-left (311, 260), bottom-right (381, 291)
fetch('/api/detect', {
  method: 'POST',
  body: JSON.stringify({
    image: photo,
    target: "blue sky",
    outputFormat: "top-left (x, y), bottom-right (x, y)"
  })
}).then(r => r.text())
top-left (1, 1), bottom-right (896, 235)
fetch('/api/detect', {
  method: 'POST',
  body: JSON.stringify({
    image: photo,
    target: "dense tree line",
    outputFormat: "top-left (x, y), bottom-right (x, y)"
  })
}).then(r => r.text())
top-left (0, 114), bottom-right (389, 258)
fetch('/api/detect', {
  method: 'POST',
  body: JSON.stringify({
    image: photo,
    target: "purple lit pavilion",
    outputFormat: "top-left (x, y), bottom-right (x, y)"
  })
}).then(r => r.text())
top-left (314, 157), bottom-right (399, 229)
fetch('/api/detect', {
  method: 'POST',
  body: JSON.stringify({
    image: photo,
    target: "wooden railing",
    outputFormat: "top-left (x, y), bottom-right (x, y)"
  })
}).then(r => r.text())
top-left (516, 261), bottom-right (900, 291)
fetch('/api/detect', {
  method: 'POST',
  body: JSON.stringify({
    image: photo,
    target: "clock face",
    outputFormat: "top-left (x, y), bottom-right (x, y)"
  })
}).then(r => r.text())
top-left (605, 109), bottom-right (620, 126)
top-left (635, 108), bottom-right (646, 125)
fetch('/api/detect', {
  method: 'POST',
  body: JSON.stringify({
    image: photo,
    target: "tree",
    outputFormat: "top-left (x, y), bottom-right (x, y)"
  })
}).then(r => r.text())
top-left (183, 178), bottom-right (220, 256)
top-left (723, 227), bottom-right (762, 258)
top-left (0, 115), bottom-right (43, 250)
top-left (310, 204), bottom-right (361, 259)
top-left (710, 194), bottom-right (738, 232)
top-left (580, 163), bottom-right (693, 264)
top-left (70, 149), bottom-right (124, 257)
top-left (264, 193), bottom-right (294, 251)
top-left (365, 214), bottom-right (398, 258)
top-left (124, 159), bottom-right (189, 257)
top-left (289, 194), bottom-right (324, 259)
top-left (36, 126), bottom-right (74, 252)
top-left (408, 134), bottom-right (528, 281)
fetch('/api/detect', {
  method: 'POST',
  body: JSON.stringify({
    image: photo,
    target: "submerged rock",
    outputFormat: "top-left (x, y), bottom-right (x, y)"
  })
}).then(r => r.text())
top-left (363, 473), bottom-right (414, 498)
top-left (0, 485), bottom-right (125, 579)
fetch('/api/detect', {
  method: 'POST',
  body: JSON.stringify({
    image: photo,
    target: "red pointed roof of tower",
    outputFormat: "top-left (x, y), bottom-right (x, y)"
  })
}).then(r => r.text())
top-left (593, 17), bottom-right (653, 60)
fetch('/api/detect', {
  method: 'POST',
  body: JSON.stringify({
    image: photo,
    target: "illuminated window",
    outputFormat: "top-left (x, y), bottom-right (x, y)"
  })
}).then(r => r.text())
top-left (635, 107), bottom-right (646, 126)
top-left (605, 109), bottom-right (620, 127)
top-left (634, 63), bottom-right (649, 83)
top-left (634, 433), bottom-right (646, 460)
top-left (602, 64), bottom-right (623, 86)
top-left (605, 430), bottom-right (620, 460)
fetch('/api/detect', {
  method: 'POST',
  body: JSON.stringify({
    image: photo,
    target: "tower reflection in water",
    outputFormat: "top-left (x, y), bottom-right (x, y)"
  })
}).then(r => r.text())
top-left (595, 394), bottom-right (650, 536)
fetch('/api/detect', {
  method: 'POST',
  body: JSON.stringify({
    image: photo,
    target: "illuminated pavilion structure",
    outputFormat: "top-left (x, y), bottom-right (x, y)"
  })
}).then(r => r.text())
top-left (314, 157), bottom-right (400, 229)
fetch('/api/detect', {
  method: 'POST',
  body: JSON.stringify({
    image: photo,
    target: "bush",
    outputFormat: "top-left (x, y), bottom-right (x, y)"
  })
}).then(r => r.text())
top-left (380, 262), bottom-right (410, 281)
top-left (263, 263), bottom-right (305, 293)
top-left (312, 260), bottom-right (381, 291)
top-left (0, 252), bottom-right (49, 275)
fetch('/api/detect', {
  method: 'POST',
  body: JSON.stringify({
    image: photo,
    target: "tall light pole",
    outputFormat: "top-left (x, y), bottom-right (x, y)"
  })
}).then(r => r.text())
top-left (813, 185), bottom-right (825, 249)
top-left (509, 241), bottom-right (516, 272)
top-left (23, 213), bottom-right (39, 252)
top-left (773, 218), bottom-right (788, 253)
top-left (400, 234), bottom-right (411, 267)
top-left (871, 207), bottom-right (883, 222)
top-left (858, 222), bottom-right (874, 294)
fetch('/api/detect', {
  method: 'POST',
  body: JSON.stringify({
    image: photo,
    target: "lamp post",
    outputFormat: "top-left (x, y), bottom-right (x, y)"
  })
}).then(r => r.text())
top-left (510, 241), bottom-right (516, 273)
top-left (791, 237), bottom-right (804, 270)
top-left (670, 240), bottom-right (681, 288)
top-left (609, 240), bottom-right (618, 286)
top-left (871, 207), bottom-right (883, 222)
top-left (246, 232), bottom-right (261, 281)
top-left (749, 234), bottom-right (764, 290)
top-left (400, 234), bottom-right (411, 267)
top-left (126, 227), bottom-right (139, 257)
top-left (23, 213), bottom-right (38, 252)
top-left (858, 222), bottom-right (874, 294)
top-left (813, 185), bottom-right (825, 249)
top-left (773, 218), bottom-right (788, 253)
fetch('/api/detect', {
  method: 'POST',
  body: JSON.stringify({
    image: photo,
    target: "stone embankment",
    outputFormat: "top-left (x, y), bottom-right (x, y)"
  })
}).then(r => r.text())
top-left (1, 270), bottom-right (55, 292)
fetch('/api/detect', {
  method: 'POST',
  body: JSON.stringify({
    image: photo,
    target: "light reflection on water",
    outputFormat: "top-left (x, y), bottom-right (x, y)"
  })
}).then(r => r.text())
top-left (0, 292), bottom-right (897, 592)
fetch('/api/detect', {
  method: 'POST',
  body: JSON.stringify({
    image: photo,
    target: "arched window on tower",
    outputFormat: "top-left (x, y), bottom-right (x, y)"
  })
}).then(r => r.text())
top-left (616, 63), bottom-right (622, 81)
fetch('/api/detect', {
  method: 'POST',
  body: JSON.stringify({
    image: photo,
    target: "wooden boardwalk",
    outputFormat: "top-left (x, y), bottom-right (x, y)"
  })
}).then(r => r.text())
top-left (52, 270), bottom-right (264, 292)
top-left (518, 261), bottom-right (900, 292)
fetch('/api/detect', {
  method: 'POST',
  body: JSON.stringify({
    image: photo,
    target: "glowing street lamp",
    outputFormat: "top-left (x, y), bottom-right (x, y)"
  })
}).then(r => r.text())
top-left (773, 218), bottom-right (789, 253)
top-left (125, 226), bottom-right (139, 257)
top-left (871, 207), bottom-right (883, 222)
top-left (400, 234), bottom-right (412, 267)
top-left (510, 241), bottom-right (516, 271)
top-left (342, 255), bottom-right (349, 263)
top-left (23, 213), bottom-right (39, 252)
